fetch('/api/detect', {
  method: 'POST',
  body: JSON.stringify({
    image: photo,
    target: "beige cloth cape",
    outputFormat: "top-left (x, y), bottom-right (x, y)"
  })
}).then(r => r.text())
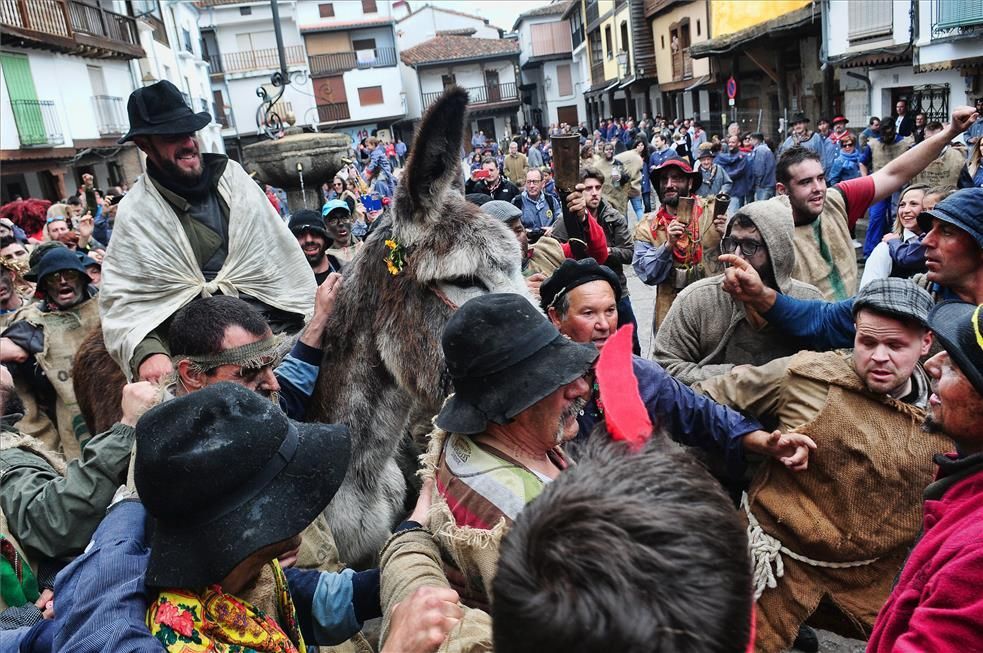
top-left (99, 159), bottom-right (315, 379)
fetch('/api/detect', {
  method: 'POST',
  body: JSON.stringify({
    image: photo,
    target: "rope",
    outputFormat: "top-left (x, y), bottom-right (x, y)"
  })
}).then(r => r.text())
top-left (741, 492), bottom-right (879, 602)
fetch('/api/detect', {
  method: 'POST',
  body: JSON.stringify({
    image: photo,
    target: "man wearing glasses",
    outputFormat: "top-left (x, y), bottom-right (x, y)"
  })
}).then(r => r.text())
top-left (0, 248), bottom-right (101, 459)
top-left (652, 199), bottom-right (823, 385)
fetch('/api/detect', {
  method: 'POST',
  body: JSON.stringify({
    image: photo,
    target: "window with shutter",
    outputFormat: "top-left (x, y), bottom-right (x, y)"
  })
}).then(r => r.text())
top-left (362, 0), bottom-right (377, 14)
top-left (319, 3), bottom-right (334, 18)
top-left (556, 64), bottom-right (573, 97)
top-left (848, 2), bottom-right (893, 43)
top-left (358, 86), bottom-right (384, 106)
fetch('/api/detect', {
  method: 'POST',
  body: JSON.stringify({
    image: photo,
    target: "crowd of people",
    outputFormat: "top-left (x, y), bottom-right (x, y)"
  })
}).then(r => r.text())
top-left (0, 77), bottom-right (981, 653)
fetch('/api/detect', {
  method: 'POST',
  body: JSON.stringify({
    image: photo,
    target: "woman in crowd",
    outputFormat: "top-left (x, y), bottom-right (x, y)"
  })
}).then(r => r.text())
top-left (827, 134), bottom-right (868, 185)
top-left (859, 183), bottom-right (933, 287)
top-left (958, 135), bottom-right (983, 188)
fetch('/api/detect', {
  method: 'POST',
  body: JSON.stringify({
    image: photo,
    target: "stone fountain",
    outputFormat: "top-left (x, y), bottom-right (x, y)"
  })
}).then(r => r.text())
top-left (242, 126), bottom-right (350, 213)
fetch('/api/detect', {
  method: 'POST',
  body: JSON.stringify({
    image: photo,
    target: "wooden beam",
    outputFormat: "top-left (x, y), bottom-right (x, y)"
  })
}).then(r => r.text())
top-left (745, 48), bottom-right (779, 84)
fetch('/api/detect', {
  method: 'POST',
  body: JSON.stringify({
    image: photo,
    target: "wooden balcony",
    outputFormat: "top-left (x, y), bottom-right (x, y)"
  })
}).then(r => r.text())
top-left (309, 47), bottom-right (397, 77)
top-left (671, 47), bottom-right (693, 81)
top-left (423, 82), bottom-right (518, 111)
top-left (590, 62), bottom-right (606, 84)
top-left (317, 102), bottom-right (351, 124)
top-left (0, 0), bottom-right (144, 59)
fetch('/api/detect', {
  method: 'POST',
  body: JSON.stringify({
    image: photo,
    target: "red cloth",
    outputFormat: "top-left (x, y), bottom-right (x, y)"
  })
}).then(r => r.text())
top-left (560, 210), bottom-right (609, 263)
top-left (867, 458), bottom-right (983, 653)
top-left (834, 175), bottom-right (876, 229)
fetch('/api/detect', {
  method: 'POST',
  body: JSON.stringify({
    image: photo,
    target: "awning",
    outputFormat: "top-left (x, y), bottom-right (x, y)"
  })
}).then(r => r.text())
top-left (830, 47), bottom-right (910, 70)
top-left (585, 80), bottom-right (618, 97)
top-left (690, 5), bottom-right (819, 58)
top-left (685, 75), bottom-right (711, 91)
top-left (617, 75), bottom-right (636, 89)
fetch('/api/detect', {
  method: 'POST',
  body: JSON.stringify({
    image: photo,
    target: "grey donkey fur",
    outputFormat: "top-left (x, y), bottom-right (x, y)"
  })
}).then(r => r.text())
top-left (309, 87), bottom-right (536, 566)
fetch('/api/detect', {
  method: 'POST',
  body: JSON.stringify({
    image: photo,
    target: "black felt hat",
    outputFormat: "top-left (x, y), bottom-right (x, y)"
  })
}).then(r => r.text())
top-left (435, 294), bottom-right (598, 434)
top-left (540, 257), bottom-right (622, 312)
top-left (135, 382), bottom-right (350, 588)
top-left (928, 301), bottom-right (983, 398)
top-left (118, 80), bottom-right (211, 144)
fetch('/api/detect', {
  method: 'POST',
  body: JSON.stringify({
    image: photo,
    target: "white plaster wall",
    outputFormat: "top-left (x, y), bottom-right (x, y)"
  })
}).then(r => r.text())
top-left (916, 0), bottom-right (983, 67)
top-left (869, 66), bottom-right (968, 115)
top-left (398, 62), bottom-right (422, 120)
top-left (826, 0), bottom-right (911, 57)
top-left (296, 0), bottom-right (394, 26)
top-left (541, 59), bottom-right (586, 126)
top-left (343, 66), bottom-right (405, 121)
top-left (0, 49), bottom-right (135, 148)
top-left (396, 7), bottom-right (499, 50)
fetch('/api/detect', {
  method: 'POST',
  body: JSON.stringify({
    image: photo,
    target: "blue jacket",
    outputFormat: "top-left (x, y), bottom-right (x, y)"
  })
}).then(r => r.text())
top-left (276, 340), bottom-right (322, 421)
top-left (750, 143), bottom-right (776, 191)
top-left (887, 237), bottom-right (927, 276)
top-left (577, 356), bottom-right (763, 479)
top-left (715, 149), bottom-right (750, 199)
top-left (649, 148), bottom-right (680, 171)
top-left (512, 191), bottom-right (560, 230)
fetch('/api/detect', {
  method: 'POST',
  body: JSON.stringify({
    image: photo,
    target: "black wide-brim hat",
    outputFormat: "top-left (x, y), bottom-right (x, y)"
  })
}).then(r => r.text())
top-left (118, 80), bottom-right (211, 144)
top-left (436, 294), bottom-right (598, 434)
top-left (135, 382), bottom-right (350, 588)
top-left (928, 301), bottom-right (983, 398)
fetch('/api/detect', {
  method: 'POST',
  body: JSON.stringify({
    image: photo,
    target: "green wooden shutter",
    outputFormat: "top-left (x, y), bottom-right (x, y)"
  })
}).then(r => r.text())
top-left (1, 53), bottom-right (45, 145)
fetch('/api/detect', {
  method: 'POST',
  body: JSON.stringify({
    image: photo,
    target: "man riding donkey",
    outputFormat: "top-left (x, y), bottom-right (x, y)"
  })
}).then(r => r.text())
top-left (100, 80), bottom-right (316, 382)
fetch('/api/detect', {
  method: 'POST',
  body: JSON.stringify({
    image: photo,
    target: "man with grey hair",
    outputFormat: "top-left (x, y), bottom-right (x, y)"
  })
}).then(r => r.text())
top-left (695, 278), bottom-right (951, 651)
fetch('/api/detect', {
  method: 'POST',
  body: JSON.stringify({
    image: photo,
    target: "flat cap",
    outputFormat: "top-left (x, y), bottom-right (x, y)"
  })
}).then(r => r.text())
top-left (852, 278), bottom-right (934, 327)
top-left (482, 200), bottom-right (522, 223)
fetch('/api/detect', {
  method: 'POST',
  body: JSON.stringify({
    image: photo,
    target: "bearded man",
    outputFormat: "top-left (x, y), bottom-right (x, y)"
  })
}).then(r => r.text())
top-left (0, 248), bottom-right (100, 459)
top-left (101, 80), bottom-right (315, 382)
top-left (694, 278), bottom-right (950, 651)
top-left (289, 209), bottom-right (339, 284)
top-left (633, 159), bottom-right (725, 336)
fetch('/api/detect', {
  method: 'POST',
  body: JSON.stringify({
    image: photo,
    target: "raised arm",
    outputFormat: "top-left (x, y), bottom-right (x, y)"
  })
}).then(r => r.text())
top-left (871, 106), bottom-right (978, 203)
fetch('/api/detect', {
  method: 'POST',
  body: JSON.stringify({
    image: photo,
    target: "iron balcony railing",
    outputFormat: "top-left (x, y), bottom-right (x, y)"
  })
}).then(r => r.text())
top-left (217, 105), bottom-right (234, 129)
top-left (199, 97), bottom-right (209, 114)
top-left (208, 45), bottom-right (306, 75)
top-left (423, 82), bottom-right (518, 111)
top-left (317, 102), bottom-right (351, 123)
top-left (309, 47), bottom-right (397, 77)
top-left (10, 99), bottom-right (64, 147)
top-left (93, 95), bottom-right (126, 135)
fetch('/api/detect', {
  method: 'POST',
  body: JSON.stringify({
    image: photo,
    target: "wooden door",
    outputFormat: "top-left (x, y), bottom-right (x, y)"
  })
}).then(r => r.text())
top-left (485, 70), bottom-right (500, 102)
top-left (557, 105), bottom-right (579, 126)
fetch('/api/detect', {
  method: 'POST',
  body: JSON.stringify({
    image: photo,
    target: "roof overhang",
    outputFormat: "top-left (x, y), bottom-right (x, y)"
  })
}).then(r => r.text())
top-left (690, 5), bottom-right (819, 58)
top-left (406, 52), bottom-right (519, 68)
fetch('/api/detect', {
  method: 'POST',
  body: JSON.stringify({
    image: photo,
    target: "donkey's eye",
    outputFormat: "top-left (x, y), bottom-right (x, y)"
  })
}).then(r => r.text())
top-left (443, 276), bottom-right (488, 291)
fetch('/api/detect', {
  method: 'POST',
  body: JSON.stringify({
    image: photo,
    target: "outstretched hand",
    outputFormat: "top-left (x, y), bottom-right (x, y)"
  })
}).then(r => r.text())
top-left (742, 429), bottom-right (817, 472)
top-left (719, 254), bottom-right (777, 312)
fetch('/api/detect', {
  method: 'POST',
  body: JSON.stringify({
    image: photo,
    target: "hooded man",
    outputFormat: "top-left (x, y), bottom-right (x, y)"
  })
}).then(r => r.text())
top-left (0, 247), bottom-right (100, 459)
top-left (290, 208), bottom-right (339, 283)
top-left (695, 278), bottom-right (951, 652)
top-left (652, 200), bottom-right (823, 385)
top-left (101, 80), bottom-right (316, 382)
top-left (633, 159), bottom-right (725, 337)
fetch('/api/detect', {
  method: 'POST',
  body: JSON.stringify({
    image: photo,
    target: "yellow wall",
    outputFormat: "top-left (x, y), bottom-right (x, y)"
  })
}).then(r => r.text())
top-left (651, 2), bottom-right (711, 83)
top-left (709, 0), bottom-right (810, 37)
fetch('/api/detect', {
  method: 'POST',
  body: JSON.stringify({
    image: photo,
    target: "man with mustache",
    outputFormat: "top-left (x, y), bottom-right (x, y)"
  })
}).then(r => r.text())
top-left (101, 81), bottom-right (316, 384)
top-left (694, 278), bottom-right (950, 651)
top-left (0, 247), bottom-right (100, 459)
top-left (867, 301), bottom-right (983, 652)
top-left (422, 293), bottom-right (597, 608)
top-left (771, 105), bottom-right (977, 302)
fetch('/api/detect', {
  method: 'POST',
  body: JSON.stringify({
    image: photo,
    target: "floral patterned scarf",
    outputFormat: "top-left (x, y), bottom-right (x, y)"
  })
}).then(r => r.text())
top-left (147, 560), bottom-right (305, 653)
top-left (652, 204), bottom-right (704, 265)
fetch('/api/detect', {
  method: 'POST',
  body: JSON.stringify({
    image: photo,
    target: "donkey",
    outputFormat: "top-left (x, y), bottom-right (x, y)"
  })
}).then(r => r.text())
top-left (308, 87), bottom-right (535, 565)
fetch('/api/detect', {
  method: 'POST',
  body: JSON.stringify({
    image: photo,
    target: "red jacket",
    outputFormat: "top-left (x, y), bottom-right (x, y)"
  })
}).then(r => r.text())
top-left (560, 210), bottom-right (609, 263)
top-left (867, 452), bottom-right (983, 653)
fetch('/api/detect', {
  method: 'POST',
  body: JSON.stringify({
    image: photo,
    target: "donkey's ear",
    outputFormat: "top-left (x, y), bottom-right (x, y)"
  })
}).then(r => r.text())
top-left (395, 86), bottom-right (468, 226)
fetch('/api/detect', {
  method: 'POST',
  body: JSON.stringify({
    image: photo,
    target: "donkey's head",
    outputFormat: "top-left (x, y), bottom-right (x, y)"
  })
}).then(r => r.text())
top-left (318, 87), bottom-right (534, 412)
top-left (392, 86), bottom-right (532, 309)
